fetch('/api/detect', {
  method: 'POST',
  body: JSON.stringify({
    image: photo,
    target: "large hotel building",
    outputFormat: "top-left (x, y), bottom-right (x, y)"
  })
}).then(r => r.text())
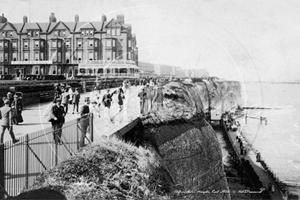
top-left (0, 13), bottom-right (138, 79)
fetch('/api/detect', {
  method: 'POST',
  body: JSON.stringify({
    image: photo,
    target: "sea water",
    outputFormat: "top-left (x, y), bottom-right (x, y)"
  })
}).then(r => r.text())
top-left (240, 82), bottom-right (300, 195)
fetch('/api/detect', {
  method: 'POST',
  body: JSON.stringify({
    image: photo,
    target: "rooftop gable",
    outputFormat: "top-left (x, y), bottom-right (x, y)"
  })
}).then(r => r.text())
top-left (75, 22), bottom-right (95, 32)
top-left (37, 22), bottom-right (50, 33)
top-left (48, 22), bottom-right (58, 33)
top-left (13, 23), bottom-right (24, 33)
top-left (0, 22), bottom-right (18, 32)
top-left (90, 21), bottom-right (103, 31)
top-left (51, 21), bottom-right (71, 32)
top-left (22, 22), bottom-right (40, 32)
top-left (104, 18), bottom-right (122, 29)
top-left (64, 22), bottom-right (77, 32)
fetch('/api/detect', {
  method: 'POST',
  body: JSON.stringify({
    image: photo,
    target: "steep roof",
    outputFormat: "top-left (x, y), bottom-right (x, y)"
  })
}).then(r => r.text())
top-left (0, 22), bottom-right (17, 32)
top-left (12, 23), bottom-right (24, 33)
top-left (0, 23), bottom-right (4, 30)
top-left (37, 23), bottom-right (50, 32)
top-left (75, 22), bottom-right (94, 32)
top-left (90, 21), bottom-right (103, 31)
top-left (48, 22), bottom-right (58, 33)
top-left (22, 22), bottom-right (40, 32)
top-left (64, 22), bottom-right (77, 32)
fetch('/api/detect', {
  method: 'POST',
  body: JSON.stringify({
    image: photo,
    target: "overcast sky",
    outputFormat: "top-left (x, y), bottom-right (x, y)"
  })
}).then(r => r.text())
top-left (2, 0), bottom-right (300, 82)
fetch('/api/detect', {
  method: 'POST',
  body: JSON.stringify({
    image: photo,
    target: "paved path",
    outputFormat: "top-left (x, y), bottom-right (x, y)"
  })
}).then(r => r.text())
top-left (227, 125), bottom-right (284, 200)
top-left (3, 86), bottom-right (143, 143)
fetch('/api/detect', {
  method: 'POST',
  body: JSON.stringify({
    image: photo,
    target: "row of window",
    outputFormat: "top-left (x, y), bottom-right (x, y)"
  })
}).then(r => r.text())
top-left (79, 68), bottom-right (131, 74)
top-left (0, 52), bottom-right (45, 62)
top-left (0, 38), bottom-right (132, 49)
top-left (1, 28), bottom-right (119, 39)
top-left (0, 51), bottom-right (132, 62)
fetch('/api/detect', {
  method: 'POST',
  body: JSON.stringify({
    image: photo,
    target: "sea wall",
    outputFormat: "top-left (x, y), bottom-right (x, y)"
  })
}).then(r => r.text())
top-left (140, 79), bottom-right (242, 199)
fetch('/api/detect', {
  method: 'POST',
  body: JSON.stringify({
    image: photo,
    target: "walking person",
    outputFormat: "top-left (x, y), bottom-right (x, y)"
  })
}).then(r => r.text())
top-left (53, 83), bottom-right (62, 102)
top-left (117, 87), bottom-right (125, 111)
top-left (0, 100), bottom-right (19, 144)
top-left (96, 80), bottom-right (102, 95)
top-left (72, 88), bottom-right (80, 114)
top-left (90, 98), bottom-right (100, 118)
top-left (79, 97), bottom-right (90, 147)
top-left (102, 89), bottom-right (115, 120)
top-left (3, 92), bottom-right (14, 107)
top-left (11, 95), bottom-right (23, 125)
top-left (49, 98), bottom-right (65, 145)
top-left (61, 88), bottom-right (70, 114)
top-left (138, 88), bottom-right (146, 114)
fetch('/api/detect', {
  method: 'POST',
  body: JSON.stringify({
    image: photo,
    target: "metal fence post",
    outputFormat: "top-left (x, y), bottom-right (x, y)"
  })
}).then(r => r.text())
top-left (25, 134), bottom-right (29, 189)
top-left (90, 113), bottom-right (94, 142)
top-left (55, 141), bottom-right (58, 166)
top-left (0, 143), bottom-right (5, 199)
top-left (76, 119), bottom-right (79, 150)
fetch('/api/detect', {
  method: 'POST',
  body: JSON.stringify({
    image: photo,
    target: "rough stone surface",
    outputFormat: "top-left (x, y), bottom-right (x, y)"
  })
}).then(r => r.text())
top-left (141, 79), bottom-right (241, 199)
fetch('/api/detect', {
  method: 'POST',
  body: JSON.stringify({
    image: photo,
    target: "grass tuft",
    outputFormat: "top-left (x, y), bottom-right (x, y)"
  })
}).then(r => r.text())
top-left (14, 136), bottom-right (172, 200)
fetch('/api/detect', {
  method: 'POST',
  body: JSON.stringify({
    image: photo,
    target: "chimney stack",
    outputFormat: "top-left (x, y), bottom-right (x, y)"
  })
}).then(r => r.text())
top-left (102, 14), bottom-right (107, 22)
top-left (0, 13), bottom-right (7, 23)
top-left (23, 16), bottom-right (28, 23)
top-left (116, 14), bottom-right (124, 24)
top-left (49, 12), bottom-right (57, 23)
top-left (75, 14), bottom-right (79, 22)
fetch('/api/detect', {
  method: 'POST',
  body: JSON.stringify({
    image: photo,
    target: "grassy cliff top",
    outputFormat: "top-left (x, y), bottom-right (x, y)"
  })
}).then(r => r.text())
top-left (12, 137), bottom-right (172, 200)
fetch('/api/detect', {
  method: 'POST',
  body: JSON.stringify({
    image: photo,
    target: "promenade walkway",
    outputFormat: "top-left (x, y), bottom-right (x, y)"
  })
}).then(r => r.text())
top-left (3, 85), bottom-right (142, 143)
top-left (227, 124), bottom-right (284, 200)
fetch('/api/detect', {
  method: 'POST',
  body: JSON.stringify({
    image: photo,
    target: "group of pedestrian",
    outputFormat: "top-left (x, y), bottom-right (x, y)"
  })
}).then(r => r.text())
top-left (0, 91), bottom-right (23, 144)
top-left (137, 79), bottom-right (158, 114)
top-left (235, 135), bottom-right (248, 157)
top-left (49, 94), bottom-right (91, 147)
top-left (53, 83), bottom-right (81, 115)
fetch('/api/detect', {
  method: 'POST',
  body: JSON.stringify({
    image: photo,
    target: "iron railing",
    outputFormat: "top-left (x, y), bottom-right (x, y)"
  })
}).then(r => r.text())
top-left (0, 114), bottom-right (94, 198)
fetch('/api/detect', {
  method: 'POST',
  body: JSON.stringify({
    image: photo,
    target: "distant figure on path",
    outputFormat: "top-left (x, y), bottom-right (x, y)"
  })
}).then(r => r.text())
top-left (11, 94), bottom-right (23, 125)
top-left (49, 98), bottom-right (65, 145)
top-left (79, 97), bottom-right (90, 147)
top-left (102, 89), bottom-right (115, 120)
top-left (138, 88), bottom-right (146, 114)
top-left (0, 100), bottom-right (19, 144)
top-left (72, 88), bottom-right (80, 114)
top-left (61, 89), bottom-right (70, 114)
top-left (90, 98), bottom-right (100, 118)
top-left (3, 92), bottom-right (14, 107)
top-left (117, 87), bottom-right (124, 111)
top-left (53, 83), bottom-right (62, 102)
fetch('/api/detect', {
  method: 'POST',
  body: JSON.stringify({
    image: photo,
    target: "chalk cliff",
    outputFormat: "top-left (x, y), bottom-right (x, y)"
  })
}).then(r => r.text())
top-left (140, 79), bottom-right (242, 199)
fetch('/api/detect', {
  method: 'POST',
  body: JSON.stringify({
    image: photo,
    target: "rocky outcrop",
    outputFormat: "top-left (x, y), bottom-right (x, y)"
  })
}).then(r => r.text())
top-left (140, 79), bottom-right (242, 199)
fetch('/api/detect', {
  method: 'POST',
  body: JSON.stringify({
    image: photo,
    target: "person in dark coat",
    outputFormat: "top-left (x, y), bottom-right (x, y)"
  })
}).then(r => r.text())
top-left (79, 97), bottom-right (90, 147)
top-left (138, 88), bottom-right (147, 114)
top-left (102, 89), bottom-right (116, 120)
top-left (11, 95), bottom-right (23, 125)
top-left (72, 88), bottom-right (80, 114)
top-left (53, 83), bottom-right (62, 102)
top-left (117, 87), bottom-right (124, 111)
top-left (0, 100), bottom-right (19, 144)
top-left (49, 98), bottom-right (65, 144)
top-left (102, 89), bottom-right (115, 109)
